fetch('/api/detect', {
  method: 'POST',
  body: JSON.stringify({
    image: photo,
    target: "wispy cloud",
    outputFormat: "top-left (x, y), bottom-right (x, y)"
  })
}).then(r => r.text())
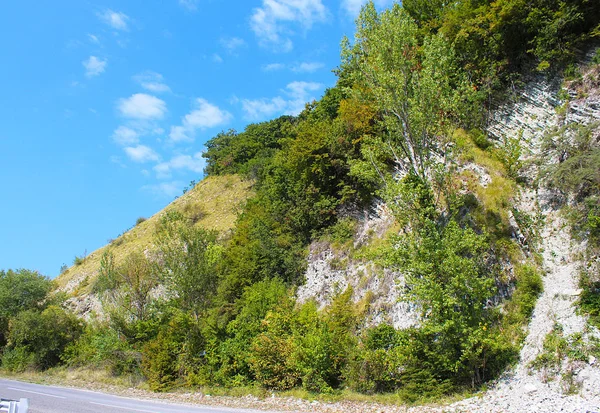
top-left (118, 94), bottom-right (167, 120)
top-left (241, 81), bottom-right (322, 120)
top-left (212, 54), bottom-right (224, 63)
top-left (83, 56), bottom-right (107, 77)
top-left (250, 0), bottom-right (328, 52)
top-left (154, 152), bottom-right (205, 179)
top-left (87, 34), bottom-right (100, 44)
top-left (112, 126), bottom-right (140, 145)
top-left (220, 36), bottom-right (246, 53)
top-left (98, 9), bottom-right (129, 31)
top-left (143, 181), bottom-right (183, 198)
top-left (262, 61), bottom-right (324, 73)
top-left (169, 98), bottom-right (232, 142)
top-left (133, 71), bottom-right (171, 93)
top-left (262, 63), bottom-right (285, 71)
top-left (179, 0), bottom-right (199, 12)
top-left (292, 61), bottom-right (324, 73)
top-left (124, 145), bottom-right (160, 163)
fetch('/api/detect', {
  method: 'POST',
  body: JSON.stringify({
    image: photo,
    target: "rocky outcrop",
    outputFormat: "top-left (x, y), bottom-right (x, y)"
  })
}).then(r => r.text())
top-left (297, 201), bottom-right (419, 329)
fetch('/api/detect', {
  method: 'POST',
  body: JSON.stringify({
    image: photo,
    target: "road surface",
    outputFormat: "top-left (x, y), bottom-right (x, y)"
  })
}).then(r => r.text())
top-left (0, 378), bottom-right (267, 413)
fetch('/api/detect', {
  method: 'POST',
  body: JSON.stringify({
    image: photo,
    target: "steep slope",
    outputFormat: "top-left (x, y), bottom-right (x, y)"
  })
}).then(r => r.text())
top-left (55, 174), bottom-right (252, 313)
top-left (443, 59), bottom-right (600, 413)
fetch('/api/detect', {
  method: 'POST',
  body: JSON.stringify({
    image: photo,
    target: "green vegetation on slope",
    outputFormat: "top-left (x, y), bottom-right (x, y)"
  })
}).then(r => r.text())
top-left (2, 0), bottom-right (599, 403)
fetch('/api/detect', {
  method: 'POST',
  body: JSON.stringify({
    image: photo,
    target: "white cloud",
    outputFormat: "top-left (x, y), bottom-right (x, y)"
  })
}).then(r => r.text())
top-left (242, 97), bottom-right (288, 120)
top-left (169, 126), bottom-right (191, 143)
top-left (212, 54), bottom-right (224, 63)
top-left (124, 145), bottom-right (160, 163)
top-left (341, 0), bottom-right (392, 16)
top-left (154, 152), bottom-right (206, 178)
top-left (220, 36), bottom-right (246, 52)
top-left (169, 98), bottom-right (232, 142)
top-left (87, 34), bottom-right (100, 44)
top-left (118, 93), bottom-right (167, 120)
top-left (133, 71), bottom-right (171, 93)
top-left (98, 9), bottom-right (129, 30)
top-left (142, 181), bottom-right (183, 198)
top-left (263, 62), bottom-right (285, 71)
top-left (112, 126), bottom-right (139, 145)
top-left (241, 81), bottom-right (322, 120)
top-left (83, 56), bottom-right (107, 77)
top-left (292, 61), bottom-right (324, 73)
top-left (184, 99), bottom-right (232, 128)
top-left (250, 0), bottom-right (327, 51)
top-left (179, 0), bottom-right (199, 11)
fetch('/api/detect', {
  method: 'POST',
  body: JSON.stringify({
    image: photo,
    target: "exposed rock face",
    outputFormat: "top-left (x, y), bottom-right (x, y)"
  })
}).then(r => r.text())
top-left (487, 74), bottom-right (562, 144)
top-left (297, 201), bottom-right (419, 329)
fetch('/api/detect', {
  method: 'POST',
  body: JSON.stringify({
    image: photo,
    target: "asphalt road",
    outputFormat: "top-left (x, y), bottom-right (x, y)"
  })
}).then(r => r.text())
top-left (0, 378), bottom-right (265, 413)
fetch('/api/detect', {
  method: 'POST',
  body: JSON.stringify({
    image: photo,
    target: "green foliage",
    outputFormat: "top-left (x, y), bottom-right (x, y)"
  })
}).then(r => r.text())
top-left (343, 2), bottom-right (474, 181)
top-left (321, 217), bottom-right (357, 247)
top-left (141, 311), bottom-right (203, 391)
top-left (248, 302), bottom-right (300, 390)
top-left (64, 323), bottom-right (141, 376)
top-left (214, 279), bottom-right (290, 385)
top-left (136, 217), bottom-right (147, 226)
top-left (1, 347), bottom-right (36, 373)
top-left (203, 116), bottom-right (295, 178)
top-left (542, 122), bottom-right (600, 246)
top-left (247, 289), bottom-right (359, 392)
top-left (592, 48), bottom-right (600, 65)
top-left (438, 0), bottom-right (600, 85)
top-left (155, 211), bottom-right (221, 318)
top-left (504, 265), bottom-right (543, 328)
top-left (0, 268), bottom-right (52, 346)
top-left (579, 267), bottom-right (600, 329)
top-left (3, 306), bottom-right (83, 371)
top-left (73, 253), bottom-right (86, 266)
top-left (496, 133), bottom-right (524, 179)
top-left (345, 325), bottom-right (405, 394)
top-left (530, 324), bottom-right (568, 376)
top-left (97, 251), bottom-right (160, 343)
top-left (531, 324), bottom-right (600, 383)
top-left (392, 219), bottom-right (498, 384)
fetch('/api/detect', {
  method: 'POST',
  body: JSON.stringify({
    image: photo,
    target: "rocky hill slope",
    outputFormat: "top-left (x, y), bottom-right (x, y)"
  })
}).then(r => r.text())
top-left (55, 174), bottom-right (252, 316)
top-left (51, 56), bottom-right (600, 412)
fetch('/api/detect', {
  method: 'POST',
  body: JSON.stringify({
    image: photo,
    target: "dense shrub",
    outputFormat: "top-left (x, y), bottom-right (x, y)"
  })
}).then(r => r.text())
top-left (3, 306), bottom-right (83, 371)
top-left (64, 323), bottom-right (141, 376)
top-left (0, 268), bottom-right (52, 346)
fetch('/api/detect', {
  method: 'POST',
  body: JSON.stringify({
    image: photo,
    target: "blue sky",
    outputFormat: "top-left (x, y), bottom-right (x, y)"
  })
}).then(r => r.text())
top-left (0, 0), bottom-right (392, 278)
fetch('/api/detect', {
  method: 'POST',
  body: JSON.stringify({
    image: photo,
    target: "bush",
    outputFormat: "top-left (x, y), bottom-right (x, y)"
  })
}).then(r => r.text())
top-left (0, 269), bottom-right (52, 346)
top-left (1, 347), bottom-right (36, 372)
top-left (141, 312), bottom-right (203, 391)
top-left (504, 264), bottom-right (543, 328)
top-left (63, 324), bottom-right (141, 376)
top-left (4, 306), bottom-right (83, 370)
top-left (136, 217), bottom-right (147, 226)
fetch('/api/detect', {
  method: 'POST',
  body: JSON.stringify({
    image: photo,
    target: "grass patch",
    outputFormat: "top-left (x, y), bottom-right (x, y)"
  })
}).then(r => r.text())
top-left (454, 129), bottom-right (517, 231)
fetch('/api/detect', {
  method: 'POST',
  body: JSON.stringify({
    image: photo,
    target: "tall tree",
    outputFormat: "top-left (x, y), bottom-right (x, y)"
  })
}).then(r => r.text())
top-left (342, 2), bottom-right (471, 182)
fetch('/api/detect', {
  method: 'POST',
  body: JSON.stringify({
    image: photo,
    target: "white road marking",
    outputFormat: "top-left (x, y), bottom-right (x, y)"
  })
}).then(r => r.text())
top-left (7, 387), bottom-right (67, 399)
top-left (89, 401), bottom-right (159, 412)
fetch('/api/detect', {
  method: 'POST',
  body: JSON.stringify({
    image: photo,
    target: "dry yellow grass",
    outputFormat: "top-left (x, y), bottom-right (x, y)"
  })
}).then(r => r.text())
top-left (54, 174), bottom-right (253, 295)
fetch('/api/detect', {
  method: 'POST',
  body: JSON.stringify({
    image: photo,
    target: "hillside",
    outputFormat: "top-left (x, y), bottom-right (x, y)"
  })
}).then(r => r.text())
top-left (2, 1), bottom-right (600, 410)
top-left (55, 174), bottom-right (252, 299)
